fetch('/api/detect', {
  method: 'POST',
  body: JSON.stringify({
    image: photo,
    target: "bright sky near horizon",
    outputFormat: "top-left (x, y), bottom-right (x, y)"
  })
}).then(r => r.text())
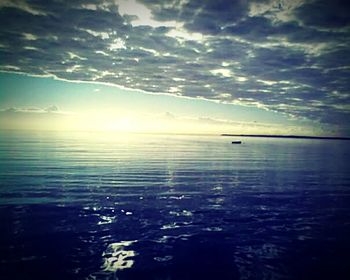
top-left (0, 72), bottom-right (321, 135)
top-left (0, 0), bottom-right (349, 136)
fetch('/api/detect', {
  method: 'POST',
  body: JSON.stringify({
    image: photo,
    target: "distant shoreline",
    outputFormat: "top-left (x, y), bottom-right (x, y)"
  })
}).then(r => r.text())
top-left (221, 134), bottom-right (350, 140)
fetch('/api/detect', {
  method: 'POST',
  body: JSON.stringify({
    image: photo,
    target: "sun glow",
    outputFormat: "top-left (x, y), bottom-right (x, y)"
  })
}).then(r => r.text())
top-left (102, 117), bottom-right (138, 132)
top-left (0, 102), bottom-right (321, 136)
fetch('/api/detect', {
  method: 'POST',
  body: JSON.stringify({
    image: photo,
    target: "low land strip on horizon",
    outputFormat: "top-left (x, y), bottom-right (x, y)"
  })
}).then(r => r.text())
top-left (221, 134), bottom-right (350, 140)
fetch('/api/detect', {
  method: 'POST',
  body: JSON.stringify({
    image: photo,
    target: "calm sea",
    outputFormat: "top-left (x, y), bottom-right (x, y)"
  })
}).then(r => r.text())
top-left (0, 131), bottom-right (350, 280)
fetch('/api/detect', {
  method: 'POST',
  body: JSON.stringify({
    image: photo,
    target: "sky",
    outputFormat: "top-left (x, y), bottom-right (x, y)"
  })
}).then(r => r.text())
top-left (0, 0), bottom-right (349, 136)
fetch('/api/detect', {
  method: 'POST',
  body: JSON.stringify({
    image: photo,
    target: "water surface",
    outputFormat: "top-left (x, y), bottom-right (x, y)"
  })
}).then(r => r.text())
top-left (0, 131), bottom-right (350, 279)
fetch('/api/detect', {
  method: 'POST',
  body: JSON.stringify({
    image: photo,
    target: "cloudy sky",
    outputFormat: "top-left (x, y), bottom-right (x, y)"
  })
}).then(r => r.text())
top-left (0, 0), bottom-right (349, 135)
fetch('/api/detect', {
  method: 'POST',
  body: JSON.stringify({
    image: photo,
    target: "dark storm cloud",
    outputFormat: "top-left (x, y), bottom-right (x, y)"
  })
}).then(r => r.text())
top-left (0, 0), bottom-right (349, 130)
top-left (141, 0), bottom-right (250, 34)
top-left (295, 0), bottom-right (350, 28)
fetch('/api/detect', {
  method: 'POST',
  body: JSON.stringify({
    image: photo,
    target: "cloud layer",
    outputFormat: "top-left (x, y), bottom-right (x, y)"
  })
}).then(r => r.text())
top-left (0, 0), bottom-right (349, 130)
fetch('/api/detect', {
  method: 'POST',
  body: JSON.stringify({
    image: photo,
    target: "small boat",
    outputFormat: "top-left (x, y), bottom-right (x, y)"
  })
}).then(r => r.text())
top-left (231, 141), bottom-right (242, 144)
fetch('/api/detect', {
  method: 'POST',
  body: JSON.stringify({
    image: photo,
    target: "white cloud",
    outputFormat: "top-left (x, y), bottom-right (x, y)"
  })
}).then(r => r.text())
top-left (257, 79), bottom-right (278, 85)
top-left (166, 28), bottom-right (205, 43)
top-left (23, 33), bottom-right (37, 41)
top-left (109, 38), bottom-right (126, 50)
top-left (0, 106), bottom-right (68, 114)
top-left (210, 69), bottom-right (232, 78)
top-left (117, 0), bottom-right (178, 27)
top-left (0, 0), bottom-right (47, 15)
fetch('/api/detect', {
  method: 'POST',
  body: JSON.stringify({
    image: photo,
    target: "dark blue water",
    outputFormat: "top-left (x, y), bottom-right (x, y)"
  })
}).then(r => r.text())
top-left (1, 131), bottom-right (350, 280)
